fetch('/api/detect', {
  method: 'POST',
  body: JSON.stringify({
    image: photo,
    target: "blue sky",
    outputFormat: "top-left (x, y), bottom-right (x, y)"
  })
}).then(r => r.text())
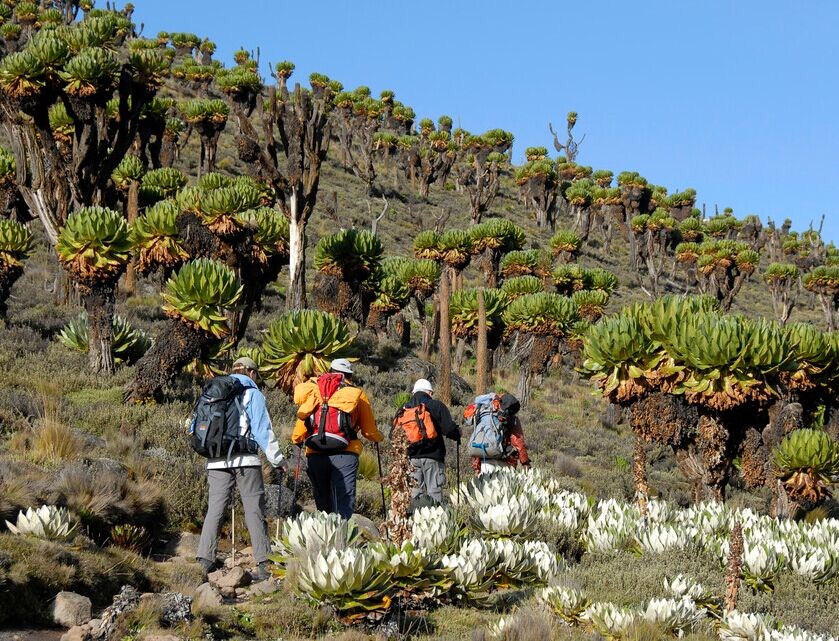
top-left (137, 0), bottom-right (838, 242)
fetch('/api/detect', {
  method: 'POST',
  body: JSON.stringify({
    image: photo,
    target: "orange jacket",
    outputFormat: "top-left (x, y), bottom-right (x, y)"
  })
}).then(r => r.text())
top-left (291, 376), bottom-right (382, 455)
top-left (471, 416), bottom-right (530, 472)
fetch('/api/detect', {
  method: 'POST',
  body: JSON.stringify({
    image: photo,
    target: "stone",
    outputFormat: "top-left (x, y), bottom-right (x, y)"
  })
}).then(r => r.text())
top-left (215, 566), bottom-right (251, 589)
top-left (92, 585), bottom-right (140, 641)
top-left (248, 579), bottom-right (279, 596)
top-left (219, 586), bottom-right (236, 599)
top-left (192, 583), bottom-right (223, 612)
top-left (53, 591), bottom-right (92, 628)
top-left (226, 553), bottom-right (254, 568)
top-left (234, 588), bottom-right (247, 597)
top-left (162, 532), bottom-right (202, 559)
top-left (87, 619), bottom-right (101, 636)
top-left (60, 626), bottom-right (90, 641)
top-left (158, 592), bottom-right (192, 626)
top-left (206, 569), bottom-right (224, 584)
top-left (144, 635), bottom-right (182, 641)
top-left (239, 546), bottom-right (253, 556)
top-left (350, 514), bottom-right (381, 541)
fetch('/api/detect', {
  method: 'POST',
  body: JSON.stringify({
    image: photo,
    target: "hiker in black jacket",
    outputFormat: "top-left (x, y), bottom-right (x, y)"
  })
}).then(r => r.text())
top-left (400, 378), bottom-right (460, 504)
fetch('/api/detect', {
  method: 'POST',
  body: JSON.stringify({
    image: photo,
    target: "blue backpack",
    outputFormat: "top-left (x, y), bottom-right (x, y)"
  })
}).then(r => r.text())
top-left (466, 393), bottom-right (506, 459)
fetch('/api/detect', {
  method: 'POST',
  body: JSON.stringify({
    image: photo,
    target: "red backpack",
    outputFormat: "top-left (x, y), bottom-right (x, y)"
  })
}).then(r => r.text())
top-left (304, 373), bottom-right (356, 452)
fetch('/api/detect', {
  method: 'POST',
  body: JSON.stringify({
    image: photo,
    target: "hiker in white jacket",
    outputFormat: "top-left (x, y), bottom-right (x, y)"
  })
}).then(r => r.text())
top-left (195, 357), bottom-right (285, 581)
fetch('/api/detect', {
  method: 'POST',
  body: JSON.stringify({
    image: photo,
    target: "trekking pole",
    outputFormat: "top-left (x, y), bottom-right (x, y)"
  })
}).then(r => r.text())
top-left (231, 504), bottom-right (236, 567)
top-left (456, 440), bottom-right (461, 492)
top-left (374, 442), bottom-right (388, 528)
top-left (455, 440), bottom-right (461, 516)
top-left (275, 467), bottom-right (284, 540)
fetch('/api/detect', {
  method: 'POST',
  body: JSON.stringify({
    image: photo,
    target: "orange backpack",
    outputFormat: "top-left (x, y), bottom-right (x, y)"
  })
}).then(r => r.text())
top-left (393, 404), bottom-right (438, 444)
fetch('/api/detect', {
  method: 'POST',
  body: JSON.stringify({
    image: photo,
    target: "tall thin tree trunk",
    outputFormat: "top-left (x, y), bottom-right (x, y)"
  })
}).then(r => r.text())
top-left (724, 521), bottom-right (744, 613)
top-left (438, 270), bottom-right (451, 404)
top-left (122, 181), bottom-right (140, 296)
top-left (475, 289), bottom-right (488, 395)
top-left (83, 282), bottom-right (116, 374)
top-left (286, 212), bottom-right (307, 311)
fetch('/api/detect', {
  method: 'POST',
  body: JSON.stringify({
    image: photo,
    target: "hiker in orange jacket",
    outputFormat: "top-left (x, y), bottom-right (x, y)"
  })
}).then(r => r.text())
top-left (291, 358), bottom-right (383, 519)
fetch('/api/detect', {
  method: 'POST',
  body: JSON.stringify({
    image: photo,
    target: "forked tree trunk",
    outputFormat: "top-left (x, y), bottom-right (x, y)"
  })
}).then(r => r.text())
top-left (83, 282), bottom-right (116, 374)
top-left (475, 289), bottom-right (488, 394)
top-left (125, 319), bottom-right (215, 402)
top-left (286, 212), bottom-right (307, 311)
top-left (437, 270), bottom-right (451, 405)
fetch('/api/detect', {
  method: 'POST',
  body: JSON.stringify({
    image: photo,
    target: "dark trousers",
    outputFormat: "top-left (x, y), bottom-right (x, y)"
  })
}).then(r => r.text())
top-left (306, 453), bottom-right (359, 519)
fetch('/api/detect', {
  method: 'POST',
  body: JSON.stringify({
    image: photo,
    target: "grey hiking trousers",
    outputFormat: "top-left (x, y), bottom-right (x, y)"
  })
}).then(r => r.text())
top-left (410, 457), bottom-right (445, 503)
top-left (196, 466), bottom-right (271, 564)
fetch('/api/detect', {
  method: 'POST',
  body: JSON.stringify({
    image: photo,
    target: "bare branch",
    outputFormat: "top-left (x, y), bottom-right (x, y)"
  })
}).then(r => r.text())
top-left (370, 195), bottom-right (388, 236)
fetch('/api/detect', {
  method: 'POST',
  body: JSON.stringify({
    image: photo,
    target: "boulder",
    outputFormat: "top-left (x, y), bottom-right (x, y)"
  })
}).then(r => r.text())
top-left (215, 566), bottom-right (251, 589)
top-left (53, 591), bottom-right (92, 628)
top-left (192, 583), bottom-right (223, 612)
top-left (219, 586), bottom-right (236, 599)
top-left (162, 532), bottom-right (201, 559)
top-left (248, 579), bottom-right (279, 596)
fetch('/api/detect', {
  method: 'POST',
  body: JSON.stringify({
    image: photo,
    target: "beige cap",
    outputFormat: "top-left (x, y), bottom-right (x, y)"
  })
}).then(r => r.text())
top-left (232, 356), bottom-right (259, 371)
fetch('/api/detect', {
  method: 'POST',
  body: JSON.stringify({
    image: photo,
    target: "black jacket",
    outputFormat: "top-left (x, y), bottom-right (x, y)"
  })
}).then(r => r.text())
top-left (400, 391), bottom-right (460, 462)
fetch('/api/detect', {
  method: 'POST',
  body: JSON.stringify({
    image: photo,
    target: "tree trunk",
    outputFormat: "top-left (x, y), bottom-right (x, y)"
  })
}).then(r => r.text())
top-left (475, 289), bottom-right (488, 394)
top-left (724, 521), bottom-right (743, 612)
top-left (125, 319), bottom-right (215, 402)
top-left (437, 270), bottom-right (451, 405)
top-left (454, 337), bottom-right (466, 375)
top-left (286, 213), bottom-right (307, 311)
top-left (771, 480), bottom-right (804, 520)
top-left (0, 264), bottom-right (23, 319)
top-left (122, 180), bottom-right (140, 296)
top-left (83, 281), bottom-right (116, 375)
top-left (517, 366), bottom-right (532, 404)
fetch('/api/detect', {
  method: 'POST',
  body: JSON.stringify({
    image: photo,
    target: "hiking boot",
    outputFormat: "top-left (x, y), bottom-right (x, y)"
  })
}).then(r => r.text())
top-left (252, 561), bottom-right (273, 582)
top-left (196, 557), bottom-right (215, 582)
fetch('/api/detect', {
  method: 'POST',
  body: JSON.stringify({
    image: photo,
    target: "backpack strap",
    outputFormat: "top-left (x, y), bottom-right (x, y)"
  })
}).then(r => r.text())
top-left (414, 405), bottom-right (429, 440)
top-left (227, 387), bottom-right (252, 465)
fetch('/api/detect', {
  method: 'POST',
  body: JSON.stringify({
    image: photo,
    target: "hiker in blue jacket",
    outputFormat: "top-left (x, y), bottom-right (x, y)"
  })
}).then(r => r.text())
top-left (195, 357), bottom-right (286, 581)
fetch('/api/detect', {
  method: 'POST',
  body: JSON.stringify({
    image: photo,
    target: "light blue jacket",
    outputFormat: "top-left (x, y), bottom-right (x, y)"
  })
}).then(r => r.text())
top-left (203, 374), bottom-right (284, 470)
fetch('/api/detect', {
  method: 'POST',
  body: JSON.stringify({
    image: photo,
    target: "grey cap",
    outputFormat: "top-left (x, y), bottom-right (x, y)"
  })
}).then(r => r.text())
top-left (330, 358), bottom-right (354, 374)
top-left (232, 356), bottom-right (260, 372)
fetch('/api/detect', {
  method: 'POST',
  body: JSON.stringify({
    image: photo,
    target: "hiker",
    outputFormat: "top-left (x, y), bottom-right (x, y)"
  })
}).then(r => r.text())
top-left (393, 378), bottom-right (460, 506)
top-left (292, 358), bottom-right (382, 519)
top-left (466, 392), bottom-right (531, 475)
top-left (192, 357), bottom-right (286, 581)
